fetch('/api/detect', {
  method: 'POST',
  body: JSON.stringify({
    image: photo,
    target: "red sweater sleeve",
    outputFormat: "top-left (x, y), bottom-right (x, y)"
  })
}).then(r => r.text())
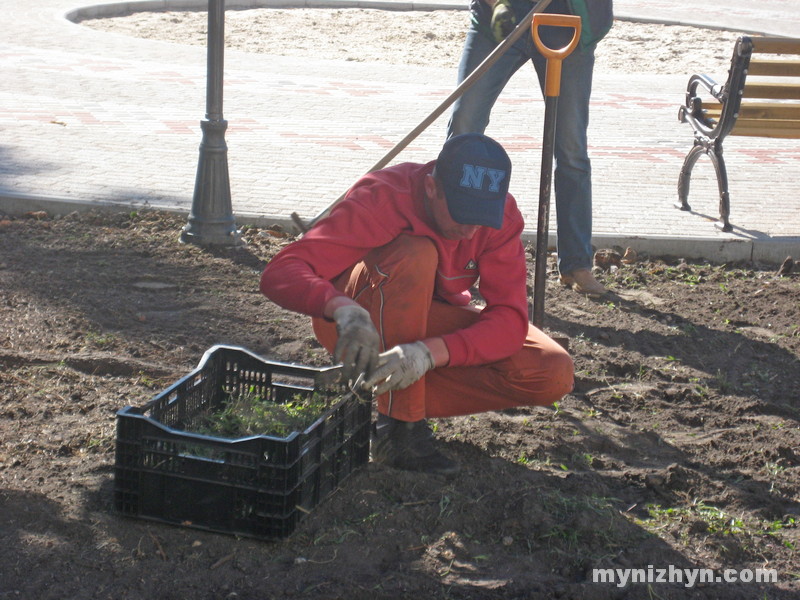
top-left (259, 177), bottom-right (403, 318)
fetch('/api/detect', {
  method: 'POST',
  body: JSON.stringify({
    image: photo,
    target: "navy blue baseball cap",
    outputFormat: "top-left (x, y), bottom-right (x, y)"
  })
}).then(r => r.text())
top-left (436, 133), bottom-right (512, 230)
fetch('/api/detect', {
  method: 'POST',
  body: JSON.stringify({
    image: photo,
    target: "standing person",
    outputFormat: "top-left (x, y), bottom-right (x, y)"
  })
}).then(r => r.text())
top-left (447, 0), bottom-right (613, 297)
top-left (260, 133), bottom-right (573, 475)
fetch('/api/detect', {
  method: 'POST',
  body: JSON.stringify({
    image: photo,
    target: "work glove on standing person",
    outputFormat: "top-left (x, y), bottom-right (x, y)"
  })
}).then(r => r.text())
top-left (490, 0), bottom-right (516, 43)
top-left (332, 304), bottom-right (380, 384)
top-left (362, 341), bottom-right (435, 396)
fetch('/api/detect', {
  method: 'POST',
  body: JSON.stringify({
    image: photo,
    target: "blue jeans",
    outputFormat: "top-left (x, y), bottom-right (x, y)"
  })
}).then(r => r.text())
top-left (447, 28), bottom-right (595, 275)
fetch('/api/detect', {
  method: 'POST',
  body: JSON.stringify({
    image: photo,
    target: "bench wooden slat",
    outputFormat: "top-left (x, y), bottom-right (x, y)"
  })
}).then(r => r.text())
top-left (731, 119), bottom-right (800, 138)
top-left (705, 102), bottom-right (800, 121)
top-left (747, 58), bottom-right (800, 77)
top-left (740, 102), bottom-right (800, 120)
top-left (751, 37), bottom-right (800, 55)
top-left (700, 114), bottom-right (800, 138)
top-left (743, 82), bottom-right (800, 100)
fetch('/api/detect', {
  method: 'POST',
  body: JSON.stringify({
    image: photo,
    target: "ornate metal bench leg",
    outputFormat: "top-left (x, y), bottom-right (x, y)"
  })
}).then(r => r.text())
top-left (676, 142), bottom-right (704, 211)
top-left (709, 142), bottom-right (733, 232)
top-left (717, 190), bottom-right (732, 231)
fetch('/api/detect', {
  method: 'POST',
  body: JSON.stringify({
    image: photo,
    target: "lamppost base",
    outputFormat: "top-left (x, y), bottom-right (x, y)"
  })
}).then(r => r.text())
top-left (181, 117), bottom-right (243, 248)
top-left (179, 220), bottom-right (244, 248)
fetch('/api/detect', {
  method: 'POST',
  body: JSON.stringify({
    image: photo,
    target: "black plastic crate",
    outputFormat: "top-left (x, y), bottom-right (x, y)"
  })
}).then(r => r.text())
top-left (114, 345), bottom-right (370, 541)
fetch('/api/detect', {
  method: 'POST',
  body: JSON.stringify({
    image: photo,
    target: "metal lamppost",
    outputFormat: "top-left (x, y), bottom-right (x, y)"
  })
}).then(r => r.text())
top-left (181, 0), bottom-right (242, 247)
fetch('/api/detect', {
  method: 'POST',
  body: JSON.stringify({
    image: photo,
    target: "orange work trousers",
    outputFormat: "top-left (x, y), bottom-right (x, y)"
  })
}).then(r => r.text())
top-left (312, 235), bottom-right (573, 422)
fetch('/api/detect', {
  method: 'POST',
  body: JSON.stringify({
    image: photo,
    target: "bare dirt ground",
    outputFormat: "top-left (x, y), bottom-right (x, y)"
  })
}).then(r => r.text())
top-left (2, 8), bottom-right (798, 600)
top-left (2, 209), bottom-right (798, 600)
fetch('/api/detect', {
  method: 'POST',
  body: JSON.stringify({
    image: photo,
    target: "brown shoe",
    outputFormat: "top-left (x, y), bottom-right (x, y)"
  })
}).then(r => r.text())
top-left (560, 269), bottom-right (606, 298)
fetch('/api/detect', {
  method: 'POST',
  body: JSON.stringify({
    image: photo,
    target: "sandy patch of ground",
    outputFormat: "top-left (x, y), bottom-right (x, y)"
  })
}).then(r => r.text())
top-left (79, 7), bottom-right (745, 76)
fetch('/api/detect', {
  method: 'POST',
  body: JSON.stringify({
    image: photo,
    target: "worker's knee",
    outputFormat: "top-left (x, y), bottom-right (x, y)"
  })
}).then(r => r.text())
top-left (366, 235), bottom-right (437, 290)
top-left (371, 234), bottom-right (437, 268)
top-left (505, 342), bottom-right (574, 407)
top-left (543, 348), bottom-right (575, 403)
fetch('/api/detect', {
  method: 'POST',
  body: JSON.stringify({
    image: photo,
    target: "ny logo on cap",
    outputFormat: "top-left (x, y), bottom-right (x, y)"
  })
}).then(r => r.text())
top-left (460, 164), bottom-right (507, 193)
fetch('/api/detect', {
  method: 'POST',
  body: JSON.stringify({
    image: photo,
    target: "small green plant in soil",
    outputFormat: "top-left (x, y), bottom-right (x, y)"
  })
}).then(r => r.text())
top-left (198, 389), bottom-right (331, 439)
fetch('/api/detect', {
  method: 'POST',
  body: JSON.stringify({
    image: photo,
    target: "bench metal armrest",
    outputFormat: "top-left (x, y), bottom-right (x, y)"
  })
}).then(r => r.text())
top-left (687, 73), bottom-right (724, 101)
top-left (679, 74), bottom-right (724, 138)
top-left (679, 36), bottom-right (753, 141)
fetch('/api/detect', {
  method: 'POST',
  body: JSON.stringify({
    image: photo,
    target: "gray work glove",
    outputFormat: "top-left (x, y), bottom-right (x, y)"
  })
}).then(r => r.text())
top-left (362, 341), bottom-right (435, 396)
top-left (490, 0), bottom-right (516, 43)
top-left (332, 304), bottom-right (380, 384)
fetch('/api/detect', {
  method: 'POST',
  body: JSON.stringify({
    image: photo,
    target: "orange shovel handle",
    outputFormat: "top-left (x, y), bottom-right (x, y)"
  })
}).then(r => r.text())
top-left (531, 13), bottom-right (581, 96)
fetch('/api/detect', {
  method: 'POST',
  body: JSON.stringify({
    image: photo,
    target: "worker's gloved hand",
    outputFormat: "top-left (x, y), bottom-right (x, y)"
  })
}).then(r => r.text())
top-left (332, 304), bottom-right (380, 384)
top-left (362, 341), bottom-right (435, 396)
top-left (491, 0), bottom-right (516, 43)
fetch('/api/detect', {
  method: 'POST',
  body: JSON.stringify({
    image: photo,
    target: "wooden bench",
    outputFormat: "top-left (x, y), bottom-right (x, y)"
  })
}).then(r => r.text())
top-left (677, 36), bottom-right (800, 231)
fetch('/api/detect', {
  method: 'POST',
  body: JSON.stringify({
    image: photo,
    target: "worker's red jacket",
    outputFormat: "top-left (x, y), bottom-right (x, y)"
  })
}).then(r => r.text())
top-left (260, 161), bottom-right (529, 367)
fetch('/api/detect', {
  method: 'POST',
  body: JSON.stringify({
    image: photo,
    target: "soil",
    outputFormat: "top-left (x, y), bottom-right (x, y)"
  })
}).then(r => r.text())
top-left (1, 209), bottom-right (798, 600)
top-left (3, 8), bottom-right (798, 600)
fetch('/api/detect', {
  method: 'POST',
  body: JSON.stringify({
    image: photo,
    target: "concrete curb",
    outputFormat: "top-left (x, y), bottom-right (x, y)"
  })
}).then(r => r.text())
top-left (3, 191), bottom-right (794, 265)
top-left (0, 192), bottom-right (185, 219)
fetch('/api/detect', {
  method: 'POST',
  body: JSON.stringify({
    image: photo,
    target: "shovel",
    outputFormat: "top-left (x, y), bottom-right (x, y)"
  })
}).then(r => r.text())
top-left (530, 13), bottom-right (582, 330)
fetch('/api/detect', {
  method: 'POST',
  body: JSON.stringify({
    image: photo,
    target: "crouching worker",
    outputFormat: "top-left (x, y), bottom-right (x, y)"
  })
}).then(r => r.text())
top-left (260, 133), bottom-right (573, 475)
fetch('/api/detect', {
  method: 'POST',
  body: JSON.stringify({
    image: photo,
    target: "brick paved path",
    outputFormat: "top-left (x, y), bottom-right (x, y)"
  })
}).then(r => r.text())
top-left (1, 0), bottom-right (798, 262)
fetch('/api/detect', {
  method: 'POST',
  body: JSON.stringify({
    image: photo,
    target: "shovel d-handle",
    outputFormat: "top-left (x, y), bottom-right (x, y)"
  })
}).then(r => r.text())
top-left (531, 14), bottom-right (581, 97)
top-left (529, 13), bottom-right (580, 329)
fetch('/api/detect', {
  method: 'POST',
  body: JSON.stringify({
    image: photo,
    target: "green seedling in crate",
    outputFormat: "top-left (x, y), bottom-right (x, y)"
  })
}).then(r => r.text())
top-left (197, 388), bottom-right (331, 439)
